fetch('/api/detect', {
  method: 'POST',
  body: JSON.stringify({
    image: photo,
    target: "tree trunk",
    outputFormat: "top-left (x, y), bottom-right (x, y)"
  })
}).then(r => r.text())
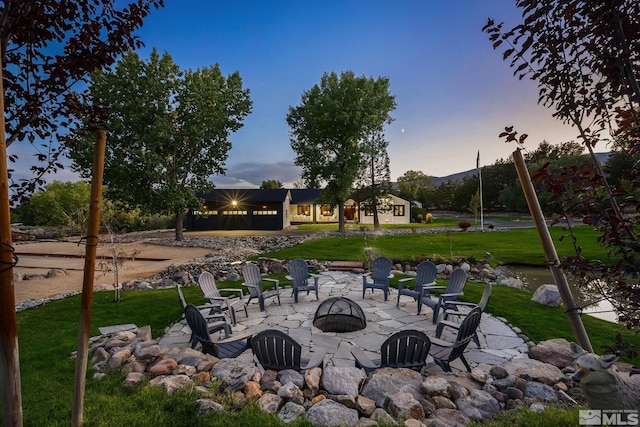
top-left (338, 203), bottom-right (345, 233)
top-left (175, 211), bottom-right (184, 241)
top-left (0, 54), bottom-right (23, 427)
top-left (372, 196), bottom-right (381, 231)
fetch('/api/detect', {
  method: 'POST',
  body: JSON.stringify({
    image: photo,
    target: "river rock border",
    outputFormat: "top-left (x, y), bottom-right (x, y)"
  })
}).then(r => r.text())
top-left (78, 327), bottom-right (586, 426)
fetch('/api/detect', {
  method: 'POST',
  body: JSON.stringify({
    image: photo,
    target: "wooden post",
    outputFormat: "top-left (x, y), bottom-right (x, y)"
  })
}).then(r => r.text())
top-left (0, 53), bottom-right (23, 427)
top-left (71, 130), bottom-right (106, 426)
top-left (513, 148), bottom-right (593, 352)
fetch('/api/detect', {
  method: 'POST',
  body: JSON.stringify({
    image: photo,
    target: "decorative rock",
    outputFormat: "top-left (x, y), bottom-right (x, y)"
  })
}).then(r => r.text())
top-left (278, 382), bottom-right (304, 405)
top-left (312, 394), bottom-right (326, 404)
top-left (278, 401), bottom-right (306, 424)
top-left (148, 358), bottom-right (178, 377)
top-left (173, 364), bottom-right (196, 376)
top-left (421, 377), bottom-right (453, 398)
top-left (434, 408), bottom-right (472, 426)
top-left (134, 344), bottom-right (161, 361)
top-left (489, 366), bottom-right (508, 379)
top-left (502, 358), bottom-right (564, 383)
top-left (196, 398), bottom-right (225, 415)
top-left (361, 368), bottom-right (423, 407)
top-left (505, 386), bottom-right (524, 400)
top-left (136, 325), bottom-right (152, 342)
top-left (432, 395), bottom-right (457, 410)
top-left (328, 394), bottom-right (356, 408)
top-left (306, 398), bottom-right (359, 427)
top-left (355, 395), bottom-right (376, 417)
top-left (471, 367), bottom-right (489, 383)
top-left (244, 381), bottom-right (262, 399)
top-left (278, 369), bottom-right (305, 389)
top-left (149, 374), bottom-right (193, 394)
top-left (369, 408), bottom-right (398, 426)
top-left (386, 392), bottom-right (424, 420)
top-left (107, 348), bottom-right (132, 370)
top-left (524, 382), bottom-right (558, 402)
top-left (321, 366), bottom-right (366, 397)
top-left (404, 419), bottom-right (426, 427)
top-left (257, 393), bottom-right (283, 413)
top-left (122, 372), bottom-right (145, 389)
top-left (455, 389), bottom-right (500, 420)
top-left (531, 284), bottom-right (560, 307)
top-left (305, 367), bottom-right (322, 393)
top-left (192, 371), bottom-right (211, 384)
top-left (211, 358), bottom-right (259, 392)
top-left (528, 338), bottom-right (574, 368)
top-left (530, 402), bottom-right (546, 412)
top-left (121, 358), bottom-right (146, 374)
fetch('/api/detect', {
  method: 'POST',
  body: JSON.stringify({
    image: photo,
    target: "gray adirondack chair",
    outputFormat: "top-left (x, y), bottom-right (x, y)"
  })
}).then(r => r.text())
top-left (177, 284), bottom-right (229, 348)
top-left (287, 258), bottom-right (319, 303)
top-left (250, 329), bottom-right (326, 372)
top-left (198, 271), bottom-right (247, 324)
top-left (436, 283), bottom-right (492, 348)
top-left (421, 267), bottom-right (467, 323)
top-left (362, 256), bottom-right (393, 301)
top-left (429, 306), bottom-right (482, 372)
top-left (351, 329), bottom-right (431, 374)
top-left (397, 260), bottom-right (437, 313)
top-left (241, 263), bottom-right (281, 311)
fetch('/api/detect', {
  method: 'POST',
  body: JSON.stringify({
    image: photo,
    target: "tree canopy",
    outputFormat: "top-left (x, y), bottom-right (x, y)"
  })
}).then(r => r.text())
top-left (287, 70), bottom-right (396, 232)
top-left (69, 49), bottom-right (252, 240)
top-left (260, 180), bottom-right (283, 189)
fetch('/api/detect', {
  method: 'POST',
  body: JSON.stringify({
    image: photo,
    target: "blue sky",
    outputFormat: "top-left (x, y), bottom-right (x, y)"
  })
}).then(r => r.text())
top-left (10, 0), bottom-right (584, 188)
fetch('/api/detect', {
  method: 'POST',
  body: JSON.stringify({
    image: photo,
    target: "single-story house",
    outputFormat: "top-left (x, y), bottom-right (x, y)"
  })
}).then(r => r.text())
top-left (187, 189), bottom-right (291, 231)
top-left (187, 188), bottom-right (411, 231)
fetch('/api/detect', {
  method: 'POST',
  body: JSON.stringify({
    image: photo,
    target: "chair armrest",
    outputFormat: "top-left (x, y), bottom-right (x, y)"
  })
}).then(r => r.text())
top-left (220, 288), bottom-right (245, 300)
top-left (262, 278), bottom-right (279, 291)
top-left (301, 347), bottom-right (327, 370)
top-left (397, 277), bottom-right (414, 291)
top-left (422, 284), bottom-right (446, 292)
top-left (429, 336), bottom-right (454, 349)
top-left (438, 292), bottom-right (464, 301)
top-left (350, 347), bottom-right (378, 371)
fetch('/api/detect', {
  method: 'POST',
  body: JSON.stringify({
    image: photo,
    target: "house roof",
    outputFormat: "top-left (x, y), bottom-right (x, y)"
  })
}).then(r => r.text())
top-left (199, 189), bottom-right (290, 203)
top-left (290, 188), bottom-right (322, 204)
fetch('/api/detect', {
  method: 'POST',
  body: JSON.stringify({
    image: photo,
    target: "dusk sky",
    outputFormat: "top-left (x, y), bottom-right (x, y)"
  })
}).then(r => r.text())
top-left (10, 1), bottom-right (586, 189)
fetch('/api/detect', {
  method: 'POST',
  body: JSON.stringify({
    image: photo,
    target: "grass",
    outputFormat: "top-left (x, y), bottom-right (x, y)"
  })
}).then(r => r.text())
top-left (261, 226), bottom-right (608, 267)
top-left (6, 224), bottom-right (638, 425)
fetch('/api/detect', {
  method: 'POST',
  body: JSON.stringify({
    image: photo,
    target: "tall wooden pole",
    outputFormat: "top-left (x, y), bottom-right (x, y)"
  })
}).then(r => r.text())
top-left (0, 52), bottom-right (23, 427)
top-left (513, 148), bottom-right (593, 352)
top-left (71, 130), bottom-right (106, 426)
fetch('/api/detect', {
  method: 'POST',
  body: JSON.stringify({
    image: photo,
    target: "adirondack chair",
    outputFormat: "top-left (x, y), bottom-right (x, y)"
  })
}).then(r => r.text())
top-left (436, 283), bottom-right (492, 348)
top-left (184, 304), bottom-right (252, 358)
top-left (351, 329), bottom-right (431, 374)
top-left (198, 271), bottom-right (247, 324)
top-left (420, 268), bottom-right (467, 323)
top-left (250, 329), bottom-right (326, 372)
top-left (241, 263), bottom-right (281, 311)
top-left (362, 256), bottom-right (393, 301)
top-left (287, 258), bottom-right (319, 303)
top-left (429, 306), bottom-right (482, 372)
top-left (397, 260), bottom-right (437, 314)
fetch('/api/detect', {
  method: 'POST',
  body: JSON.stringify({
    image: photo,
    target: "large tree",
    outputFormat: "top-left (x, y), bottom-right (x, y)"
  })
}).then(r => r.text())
top-left (396, 170), bottom-right (433, 205)
top-left (353, 130), bottom-right (392, 231)
top-left (0, 2), bottom-right (162, 425)
top-left (69, 49), bottom-right (252, 241)
top-left (287, 71), bottom-right (396, 232)
top-left (485, 0), bottom-right (640, 332)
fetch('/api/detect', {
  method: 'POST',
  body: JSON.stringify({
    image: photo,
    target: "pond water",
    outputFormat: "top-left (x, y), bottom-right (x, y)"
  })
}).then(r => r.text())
top-left (507, 265), bottom-right (618, 323)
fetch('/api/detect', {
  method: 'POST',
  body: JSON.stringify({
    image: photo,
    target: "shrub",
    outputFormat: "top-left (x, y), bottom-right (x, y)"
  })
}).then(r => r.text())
top-left (425, 212), bottom-right (433, 223)
top-left (458, 220), bottom-right (471, 230)
top-left (417, 213), bottom-right (423, 223)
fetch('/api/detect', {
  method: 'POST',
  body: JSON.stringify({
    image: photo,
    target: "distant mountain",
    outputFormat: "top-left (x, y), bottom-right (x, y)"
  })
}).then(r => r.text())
top-left (428, 151), bottom-right (611, 186)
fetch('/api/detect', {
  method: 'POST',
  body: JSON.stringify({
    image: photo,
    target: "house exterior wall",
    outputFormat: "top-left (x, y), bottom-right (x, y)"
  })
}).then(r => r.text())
top-left (358, 194), bottom-right (411, 225)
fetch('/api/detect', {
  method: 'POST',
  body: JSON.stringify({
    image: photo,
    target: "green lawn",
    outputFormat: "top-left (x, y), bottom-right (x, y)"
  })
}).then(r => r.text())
top-left (5, 224), bottom-right (638, 426)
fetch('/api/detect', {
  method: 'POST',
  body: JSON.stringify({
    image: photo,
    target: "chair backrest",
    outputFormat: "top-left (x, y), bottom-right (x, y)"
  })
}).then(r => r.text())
top-left (447, 306), bottom-right (482, 362)
top-left (445, 268), bottom-right (468, 294)
top-left (242, 263), bottom-right (263, 296)
top-left (371, 256), bottom-right (393, 283)
top-left (184, 303), bottom-right (210, 342)
top-left (199, 271), bottom-right (221, 298)
top-left (251, 329), bottom-right (302, 371)
top-left (477, 284), bottom-right (492, 312)
top-left (415, 260), bottom-right (437, 288)
top-left (176, 284), bottom-right (187, 310)
top-left (288, 258), bottom-right (310, 288)
top-left (380, 329), bottom-right (431, 369)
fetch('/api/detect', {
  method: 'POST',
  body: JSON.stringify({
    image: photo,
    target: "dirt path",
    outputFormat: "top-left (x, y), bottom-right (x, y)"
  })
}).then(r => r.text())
top-left (13, 240), bottom-right (215, 304)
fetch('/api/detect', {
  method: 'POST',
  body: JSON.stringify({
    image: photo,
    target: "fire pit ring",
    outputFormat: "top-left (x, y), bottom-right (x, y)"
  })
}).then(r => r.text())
top-left (313, 297), bottom-right (366, 333)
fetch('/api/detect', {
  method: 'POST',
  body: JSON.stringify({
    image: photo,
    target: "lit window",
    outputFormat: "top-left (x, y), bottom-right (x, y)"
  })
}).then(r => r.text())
top-left (320, 205), bottom-right (333, 216)
top-left (364, 206), bottom-right (374, 216)
top-left (393, 205), bottom-right (405, 216)
top-left (297, 205), bottom-right (311, 216)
